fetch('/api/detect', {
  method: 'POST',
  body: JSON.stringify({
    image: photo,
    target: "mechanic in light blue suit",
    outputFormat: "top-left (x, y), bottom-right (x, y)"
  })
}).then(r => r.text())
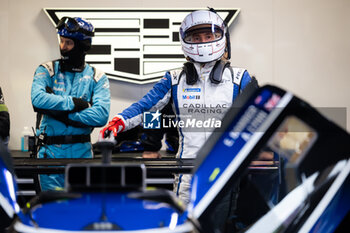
top-left (31, 17), bottom-right (110, 191)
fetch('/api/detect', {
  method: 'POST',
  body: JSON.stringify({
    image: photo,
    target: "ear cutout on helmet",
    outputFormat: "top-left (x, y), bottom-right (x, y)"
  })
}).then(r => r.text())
top-left (209, 60), bottom-right (231, 84)
top-left (183, 62), bottom-right (198, 85)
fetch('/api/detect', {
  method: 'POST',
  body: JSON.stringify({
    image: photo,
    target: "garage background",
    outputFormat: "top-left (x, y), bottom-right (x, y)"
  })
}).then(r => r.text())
top-left (0, 0), bottom-right (349, 150)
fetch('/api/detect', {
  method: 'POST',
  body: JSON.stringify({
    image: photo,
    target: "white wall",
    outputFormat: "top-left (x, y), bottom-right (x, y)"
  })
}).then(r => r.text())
top-left (1, 0), bottom-right (349, 150)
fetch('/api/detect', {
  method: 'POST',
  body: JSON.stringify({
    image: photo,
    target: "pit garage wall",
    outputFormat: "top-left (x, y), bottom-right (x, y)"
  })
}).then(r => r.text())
top-left (0, 0), bottom-right (349, 150)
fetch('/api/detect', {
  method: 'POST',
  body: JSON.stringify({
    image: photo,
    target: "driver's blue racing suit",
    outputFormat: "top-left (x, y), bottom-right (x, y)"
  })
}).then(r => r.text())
top-left (114, 61), bottom-right (253, 203)
top-left (31, 60), bottom-right (110, 190)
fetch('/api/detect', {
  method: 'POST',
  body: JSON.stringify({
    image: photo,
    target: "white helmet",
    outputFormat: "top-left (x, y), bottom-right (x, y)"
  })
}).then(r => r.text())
top-left (179, 10), bottom-right (227, 63)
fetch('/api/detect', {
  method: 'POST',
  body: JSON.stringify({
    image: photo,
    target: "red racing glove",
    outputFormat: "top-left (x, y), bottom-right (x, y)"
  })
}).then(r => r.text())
top-left (100, 116), bottom-right (125, 138)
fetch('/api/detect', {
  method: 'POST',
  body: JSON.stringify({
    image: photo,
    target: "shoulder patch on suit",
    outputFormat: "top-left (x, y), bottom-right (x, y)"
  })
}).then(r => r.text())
top-left (40, 61), bottom-right (55, 77)
top-left (170, 68), bottom-right (183, 85)
top-left (92, 67), bottom-right (105, 82)
top-left (231, 67), bottom-right (246, 86)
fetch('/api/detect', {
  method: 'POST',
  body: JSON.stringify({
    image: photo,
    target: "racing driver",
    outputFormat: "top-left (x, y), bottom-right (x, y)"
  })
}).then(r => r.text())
top-left (100, 9), bottom-right (256, 204)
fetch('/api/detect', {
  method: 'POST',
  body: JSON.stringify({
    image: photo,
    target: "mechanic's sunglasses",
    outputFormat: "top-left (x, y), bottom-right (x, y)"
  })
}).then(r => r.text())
top-left (56, 17), bottom-right (94, 37)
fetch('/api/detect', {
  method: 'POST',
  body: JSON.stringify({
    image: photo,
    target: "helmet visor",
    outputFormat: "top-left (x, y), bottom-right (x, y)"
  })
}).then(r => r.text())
top-left (183, 24), bottom-right (223, 44)
top-left (56, 17), bottom-right (94, 37)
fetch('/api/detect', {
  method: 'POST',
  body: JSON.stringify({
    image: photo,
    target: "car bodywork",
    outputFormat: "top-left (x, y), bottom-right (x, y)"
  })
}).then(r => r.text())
top-left (1, 84), bottom-right (349, 232)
